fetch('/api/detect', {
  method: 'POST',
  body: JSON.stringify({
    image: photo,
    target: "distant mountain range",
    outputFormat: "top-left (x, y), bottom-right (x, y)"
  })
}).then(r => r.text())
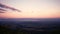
top-left (0, 18), bottom-right (60, 21)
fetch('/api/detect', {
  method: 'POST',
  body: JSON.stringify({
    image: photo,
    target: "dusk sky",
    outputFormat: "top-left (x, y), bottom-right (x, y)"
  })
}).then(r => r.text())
top-left (0, 0), bottom-right (60, 18)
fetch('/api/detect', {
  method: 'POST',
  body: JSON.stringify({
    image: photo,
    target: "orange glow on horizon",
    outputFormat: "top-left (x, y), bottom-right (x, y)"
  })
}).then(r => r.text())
top-left (0, 11), bottom-right (60, 18)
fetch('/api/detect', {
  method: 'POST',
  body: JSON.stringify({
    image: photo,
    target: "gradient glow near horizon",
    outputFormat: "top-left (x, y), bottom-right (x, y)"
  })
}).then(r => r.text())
top-left (0, 0), bottom-right (60, 18)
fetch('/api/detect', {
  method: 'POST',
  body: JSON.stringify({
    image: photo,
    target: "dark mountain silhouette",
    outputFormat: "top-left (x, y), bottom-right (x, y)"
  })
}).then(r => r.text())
top-left (0, 18), bottom-right (60, 34)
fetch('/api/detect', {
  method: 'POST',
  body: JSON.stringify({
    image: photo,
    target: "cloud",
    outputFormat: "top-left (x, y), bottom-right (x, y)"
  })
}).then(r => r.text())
top-left (0, 3), bottom-right (21, 13)
top-left (0, 8), bottom-right (7, 13)
top-left (0, 11), bottom-right (5, 13)
top-left (0, 8), bottom-right (7, 11)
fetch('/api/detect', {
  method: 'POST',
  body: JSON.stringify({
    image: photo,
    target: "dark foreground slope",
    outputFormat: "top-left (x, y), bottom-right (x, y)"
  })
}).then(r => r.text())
top-left (0, 18), bottom-right (60, 34)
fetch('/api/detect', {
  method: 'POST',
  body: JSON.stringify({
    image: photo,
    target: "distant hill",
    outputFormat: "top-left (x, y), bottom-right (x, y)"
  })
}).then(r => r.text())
top-left (0, 18), bottom-right (60, 34)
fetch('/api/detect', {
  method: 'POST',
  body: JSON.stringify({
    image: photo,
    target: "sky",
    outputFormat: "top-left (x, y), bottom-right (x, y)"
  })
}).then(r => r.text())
top-left (0, 0), bottom-right (60, 18)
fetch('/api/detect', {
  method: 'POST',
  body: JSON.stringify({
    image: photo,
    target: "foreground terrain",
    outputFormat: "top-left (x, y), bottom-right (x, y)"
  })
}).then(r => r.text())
top-left (0, 18), bottom-right (60, 34)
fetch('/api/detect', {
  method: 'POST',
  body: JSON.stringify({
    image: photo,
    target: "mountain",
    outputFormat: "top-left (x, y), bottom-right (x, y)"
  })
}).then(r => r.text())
top-left (0, 18), bottom-right (60, 34)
